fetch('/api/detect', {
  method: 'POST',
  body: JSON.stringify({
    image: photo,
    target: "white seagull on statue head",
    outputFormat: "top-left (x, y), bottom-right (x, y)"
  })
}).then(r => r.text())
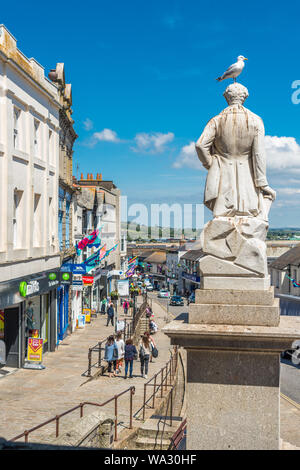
top-left (216, 55), bottom-right (248, 82)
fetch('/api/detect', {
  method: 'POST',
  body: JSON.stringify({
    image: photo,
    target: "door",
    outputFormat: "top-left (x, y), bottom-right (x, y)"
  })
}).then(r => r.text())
top-left (4, 307), bottom-right (20, 368)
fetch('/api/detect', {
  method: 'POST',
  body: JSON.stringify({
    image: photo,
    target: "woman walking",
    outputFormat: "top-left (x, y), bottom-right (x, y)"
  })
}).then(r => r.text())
top-left (124, 338), bottom-right (137, 379)
top-left (139, 334), bottom-right (152, 379)
top-left (144, 331), bottom-right (156, 362)
top-left (104, 335), bottom-right (118, 378)
top-left (123, 299), bottom-right (129, 315)
top-left (115, 332), bottom-right (125, 374)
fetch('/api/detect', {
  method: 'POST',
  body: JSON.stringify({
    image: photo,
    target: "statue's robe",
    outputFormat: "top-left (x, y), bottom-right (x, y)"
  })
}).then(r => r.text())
top-left (196, 104), bottom-right (268, 218)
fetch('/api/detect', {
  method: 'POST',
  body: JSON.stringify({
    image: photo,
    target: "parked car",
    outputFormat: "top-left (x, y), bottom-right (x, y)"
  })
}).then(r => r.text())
top-left (187, 292), bottom-right (195, 305)
top-left (158, 289), bottom-right (170, 298)
top-left (281, 340), bottom-right (300, 363)
top-left (170, 295), bottom-right (184, 306)
top-left (146, 284), bottom-right (153, 291)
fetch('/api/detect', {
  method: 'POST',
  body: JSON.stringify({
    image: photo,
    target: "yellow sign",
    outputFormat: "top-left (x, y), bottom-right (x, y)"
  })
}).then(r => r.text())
top-left (27, 337), bottom-right (43, 362)
top-left (83, 308), bottom-right (91, 323)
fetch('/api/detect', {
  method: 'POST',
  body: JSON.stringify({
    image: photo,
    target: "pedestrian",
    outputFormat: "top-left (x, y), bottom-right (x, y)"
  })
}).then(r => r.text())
top-left (104, 335), bottom-right (118, 378)
top-left (100, 297), bottom-right (107, 315)
top-left (149, 319), bottom-right (158, 333)
top-left (124, 338), bottom-right (137, 379)
top-left (115, 332), bottom-right (125, 374)
top-left (106, 302), bottom-right (115, 326)
top-left (144, 331), bottom-right (156, 362)
top-left (123, 299), bottom-right (129, 315)
top-left (139, 334), bottom-right (151, 379)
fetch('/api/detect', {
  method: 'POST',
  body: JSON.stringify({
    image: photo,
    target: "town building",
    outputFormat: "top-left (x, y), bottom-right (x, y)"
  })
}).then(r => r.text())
top-left (269, 245), bottom-right (300, 316)
top-left (0, 25), bottom-right (61, 367)
top-left (48, 63), bottom-right (77, 341)
top-left (73, 173), bottom-right (123, 312)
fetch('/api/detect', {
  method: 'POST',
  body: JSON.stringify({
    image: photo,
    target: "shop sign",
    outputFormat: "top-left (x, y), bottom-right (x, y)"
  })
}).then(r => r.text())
top-left (19, 270), bottom-right (61, 298)
top-left (83, 308), bottom-right (91, 323)
top-left (27, 337), bottom-right (43, 362)
top-left (77, 314), bottom-right (86, 328)
top-left (26, 280), bottom-right (40, 296)
top-left (60, 272), bottom-right (73, 285)
top-left (82, 275), bottom-right (94, 285)
top-left (61, 264), bottom-right (87, 274)
top-left (116, 320), bottom-right (125, 332)
top-left (72, 285), bottom-right (83, 291)
top-left (117, 280), bottom-right (129, 297)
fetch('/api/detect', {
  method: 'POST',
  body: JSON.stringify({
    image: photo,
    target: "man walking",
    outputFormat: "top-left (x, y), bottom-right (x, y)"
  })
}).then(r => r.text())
top-left (106, 301), bottom-right (115, 327)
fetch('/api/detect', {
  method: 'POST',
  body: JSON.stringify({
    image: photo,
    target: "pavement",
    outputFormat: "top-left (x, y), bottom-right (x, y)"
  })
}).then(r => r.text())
top-left (0, 297), bottom-right (173, 443)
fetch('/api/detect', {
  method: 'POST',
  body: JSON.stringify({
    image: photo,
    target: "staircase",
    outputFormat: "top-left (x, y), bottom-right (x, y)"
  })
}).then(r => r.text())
top-left (134, 415), bottom-right (182, 450)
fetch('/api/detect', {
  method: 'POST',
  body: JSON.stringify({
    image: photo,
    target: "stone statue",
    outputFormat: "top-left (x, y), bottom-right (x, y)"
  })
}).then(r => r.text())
top-left (195, 83), bottom-right (276, 282)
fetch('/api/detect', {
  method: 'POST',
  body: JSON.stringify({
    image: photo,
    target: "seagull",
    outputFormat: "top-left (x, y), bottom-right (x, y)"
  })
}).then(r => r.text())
top-left (216, 55), bottom-right (248, 82)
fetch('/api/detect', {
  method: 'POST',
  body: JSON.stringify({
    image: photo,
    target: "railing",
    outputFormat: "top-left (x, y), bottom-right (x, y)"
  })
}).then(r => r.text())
top-left (169, 418), bottom-right (187, 450)
top-left (10, 386), bottom-right (135, 444)
top-left (86, 339), bottom-right (106, 377)
top-left (141, 347), bottom-right (178, 422)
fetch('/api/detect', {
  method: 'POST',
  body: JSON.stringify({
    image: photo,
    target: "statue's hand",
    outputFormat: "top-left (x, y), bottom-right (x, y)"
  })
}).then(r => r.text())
top-left (261, 185), bottom-right (276, 201)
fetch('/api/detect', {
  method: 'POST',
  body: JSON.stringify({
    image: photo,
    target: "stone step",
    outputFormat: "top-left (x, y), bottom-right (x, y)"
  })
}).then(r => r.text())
top-left (135, 436), bottom-right (171, 450)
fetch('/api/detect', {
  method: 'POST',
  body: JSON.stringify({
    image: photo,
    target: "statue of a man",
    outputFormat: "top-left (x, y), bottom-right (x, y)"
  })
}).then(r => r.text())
top-left (195, 83), bottom-right (275, 278)
top-left (195, 83), bottom-right (275, 220)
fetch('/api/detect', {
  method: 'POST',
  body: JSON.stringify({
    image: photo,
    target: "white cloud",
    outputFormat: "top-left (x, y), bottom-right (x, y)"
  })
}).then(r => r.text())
top-left (83, 118), bottom-right (93, 131)
top-left (173, 136), bottom-right (300, 172)
top-left (173, 141), bottom-right (202, 170)
top-left (92, 128), bottom-right (120, 143)
top-left (132, 132), bottom-right (174, 153)
top-left (265, 136), bottom-right (300, 171)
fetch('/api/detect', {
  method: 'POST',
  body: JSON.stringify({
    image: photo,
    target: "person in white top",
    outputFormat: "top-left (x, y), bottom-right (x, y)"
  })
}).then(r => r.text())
top-left (115, 332), bottom-right (125, 374)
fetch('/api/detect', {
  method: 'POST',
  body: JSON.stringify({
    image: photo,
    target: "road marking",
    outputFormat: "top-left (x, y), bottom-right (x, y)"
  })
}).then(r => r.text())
top-left (280, 393), bottom-right (300, 410)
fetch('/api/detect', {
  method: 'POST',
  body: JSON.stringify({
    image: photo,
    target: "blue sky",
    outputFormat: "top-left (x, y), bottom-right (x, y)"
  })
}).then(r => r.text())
top-left (2, 0), bottom-right (300, 228)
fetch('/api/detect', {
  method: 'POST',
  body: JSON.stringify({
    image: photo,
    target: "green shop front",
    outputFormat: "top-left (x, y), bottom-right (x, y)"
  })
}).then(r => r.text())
top-left (0, 269), bottom-right (61, 368)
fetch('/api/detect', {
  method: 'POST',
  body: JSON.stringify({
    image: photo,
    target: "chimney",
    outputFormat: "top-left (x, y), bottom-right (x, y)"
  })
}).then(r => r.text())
top-left (90, 173), bottom-right (93, 180)
top-left (80, 173), bottom-right (83, 180)
top-left (100, 173), bottom-right (102, 181)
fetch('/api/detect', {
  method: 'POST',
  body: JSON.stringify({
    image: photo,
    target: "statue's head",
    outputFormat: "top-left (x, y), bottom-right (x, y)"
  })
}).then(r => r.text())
top-left (224, 83), bottom-right (249, 105)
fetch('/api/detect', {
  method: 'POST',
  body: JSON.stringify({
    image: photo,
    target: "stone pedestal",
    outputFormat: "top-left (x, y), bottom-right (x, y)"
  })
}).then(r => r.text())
top-left (163, 314), bottom-right (300, 450)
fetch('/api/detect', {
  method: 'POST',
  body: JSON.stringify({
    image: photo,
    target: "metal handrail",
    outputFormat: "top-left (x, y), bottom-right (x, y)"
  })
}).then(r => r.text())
top-left (10, 386), bottom-right (135, 444)
top-left (142, 347), bottom-right (178, 421)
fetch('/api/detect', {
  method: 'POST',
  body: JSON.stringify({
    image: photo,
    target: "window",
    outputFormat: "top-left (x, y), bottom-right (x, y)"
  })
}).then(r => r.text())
top-left (49, 197), bottom-right (55, 245)
top-left (33, 193), bottom-right (42, 247)
top-left (34, 119), bottom-right (40, 156)
top-left (13, 107), bottom-right (21, 149)
top-left (49, 129), bottom-right (53, 164)
top-left (13, 190), bottom-right (24, 248)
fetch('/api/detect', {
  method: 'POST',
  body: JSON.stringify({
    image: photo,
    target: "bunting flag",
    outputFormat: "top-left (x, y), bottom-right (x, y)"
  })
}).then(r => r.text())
top-left (76, 227), bottom-right (102, 255)
top-left (126, 266), bottom-right (136, 278)
top-left (286, 274), bottom-right (300, 287)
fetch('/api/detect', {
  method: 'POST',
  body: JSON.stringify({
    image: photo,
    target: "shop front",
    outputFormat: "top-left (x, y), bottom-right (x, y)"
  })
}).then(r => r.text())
top-left (56, 272), bottom-right (73, 342)
top-left (0, 269), bottom-right (60, 368)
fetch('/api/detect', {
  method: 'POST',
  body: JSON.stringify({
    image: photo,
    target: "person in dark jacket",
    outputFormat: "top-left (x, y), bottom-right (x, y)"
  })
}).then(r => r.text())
top-left (124, 338), bottom-right (137, 379)
top-left (106, 302), bottom-right (115, 326)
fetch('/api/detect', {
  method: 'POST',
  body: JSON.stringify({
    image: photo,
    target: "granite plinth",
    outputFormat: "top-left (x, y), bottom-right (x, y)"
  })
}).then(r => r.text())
top-left (190, 287), bottom-right (279, 327)
top-left (163, 316), bottom-right (300, 450)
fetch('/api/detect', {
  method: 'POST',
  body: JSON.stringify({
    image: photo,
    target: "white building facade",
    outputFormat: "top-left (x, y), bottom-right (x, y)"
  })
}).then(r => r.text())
top-left (0, 25), bottom-right (61, 367)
